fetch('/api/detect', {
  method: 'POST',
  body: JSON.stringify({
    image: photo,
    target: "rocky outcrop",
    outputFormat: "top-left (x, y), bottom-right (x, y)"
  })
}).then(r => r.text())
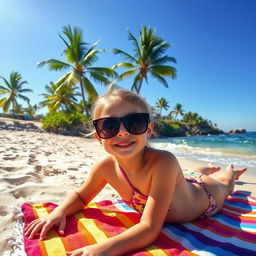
top-left (228, 128), bottom-right (247, 134)
top-left (0, 118), bottom-right (92, 136)
top-left (47, 123), bottom-right (93, 137)
top-left (0, 119), bottom-right (43, 132)
top-left (183, 124), bottom-right (225, 136)
top-left (154, 121), bottom-right (225, 138)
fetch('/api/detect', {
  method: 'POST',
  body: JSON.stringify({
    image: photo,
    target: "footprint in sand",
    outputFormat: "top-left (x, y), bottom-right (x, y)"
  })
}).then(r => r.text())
top-left (11, 189), bottom-right (28, 199)
top-left (67, 167), bottom-right (79, 171)
top-left (27, 154), bottom-right (37, 164)
top-left (42, 166), bottom-right (67, 176)
top-left (43, 151), bottom-right (52, 156)
top-left (0, 173), bottom-right (42, 186)
top-left (34, 165), bottom-right (43, 172)
top-left (0, 206), bottom-right (8, 217)
top-left (2, 155), bottom-right (19, 161)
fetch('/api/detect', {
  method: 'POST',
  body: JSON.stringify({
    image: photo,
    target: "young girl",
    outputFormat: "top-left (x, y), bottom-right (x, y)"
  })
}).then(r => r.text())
top-left (25, 89), bottom-right (247, 256)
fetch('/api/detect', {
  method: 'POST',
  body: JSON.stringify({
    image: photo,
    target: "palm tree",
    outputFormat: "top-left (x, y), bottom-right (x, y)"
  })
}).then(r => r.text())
top-left (156, 97), bottom-right (169, 115)
top-left (76, 96), bottom-right (94, 117)
top-left (24, 104), bottom-right (39, 118)
top-left (170, 103), bottom-right (184, 120)
top-left (113, 25), bottom-right (176, 94)
top-left (182, 111), bottom-right (201, 125)
top-left (37, 25), bottom-right (117, 105)
top-left (40, 82), bottom-right (80, 112)
top-left (0, 71), bottom-right (32, 116)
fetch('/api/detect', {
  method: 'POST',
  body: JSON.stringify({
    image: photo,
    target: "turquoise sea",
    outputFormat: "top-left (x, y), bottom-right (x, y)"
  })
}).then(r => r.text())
top-left (151, 132), bottom-right (256, 168)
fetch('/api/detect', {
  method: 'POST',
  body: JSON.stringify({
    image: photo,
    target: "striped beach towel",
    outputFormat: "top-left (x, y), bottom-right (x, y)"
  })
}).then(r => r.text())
top-left (22, 192), bottom-right (256, 255)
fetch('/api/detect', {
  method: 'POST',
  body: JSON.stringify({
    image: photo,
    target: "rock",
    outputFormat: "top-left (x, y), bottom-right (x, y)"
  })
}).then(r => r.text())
top-left (153, 121), bottom-right (225, 138)
top-left (228, 128), bottom-right (247, 134)
top-left (0, 118), bottom-right (43, 132)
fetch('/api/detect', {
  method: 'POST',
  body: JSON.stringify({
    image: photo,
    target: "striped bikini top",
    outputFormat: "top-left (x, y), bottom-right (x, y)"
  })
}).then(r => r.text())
top-left (119, 167), bottom-right (148, 213)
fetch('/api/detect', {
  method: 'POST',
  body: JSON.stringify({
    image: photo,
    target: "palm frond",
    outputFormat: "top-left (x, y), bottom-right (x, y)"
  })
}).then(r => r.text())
top-left (49, 101), bottom-right (60, 112)
top-left (87, 67), bottom-right (118, 79)
top-left (82, 49), bottom-right (102, 66)
top-left (18, 88), bottom-right (33, 93)
top-left (2, 96), bottom-right (12, 112)
top-left (149, 41), bottom-right (170, 61)
top-left (117, 69), bottom-right (137, 81)
top-left (10, 72), bottom-right (21, 88)
top-left (82, 77), bottom-right (98, 99)
top-left (111, 62), bottom-right (136, 69)
top-left (151, 56), bottom-right (176, 65)
top-left (82, 40), bottom-right (102, 65)
top-left (150, 65), bottom-right (177, 78)
top-left (17, 80), bottom-right (28, 89)
top-left (18, 94), bottom-right (30, 103)
top-left (66, 70), bottom-right (81, 86)
top-left (0, 76), bottom-right (11, 89)
top-left (0, 84), bottom-right (10, 93)
top-left (112, 48), bottom-right (137, 63)
top-left (127, 29), bottom-right (142, 59)
top-left (89, 72), bottom-right (111, 85)
top-left (37, 59), bottom-right (71, 71)
top-left (53, 72), bottom-right (72, 87)
top-left (131, 74), bottom-right (142, 93)
top-left (150, 72), bottom-right (169, 88)
top-left (0, 97), bottom-right (7, 107)
top-left (0, 90), bottom-right (8, 94)
top-left (61, 26), bottom-right (88, 63)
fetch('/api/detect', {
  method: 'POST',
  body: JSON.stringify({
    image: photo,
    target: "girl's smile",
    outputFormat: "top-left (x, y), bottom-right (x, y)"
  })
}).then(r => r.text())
top-left (114, 140), bottom-right (136, 149)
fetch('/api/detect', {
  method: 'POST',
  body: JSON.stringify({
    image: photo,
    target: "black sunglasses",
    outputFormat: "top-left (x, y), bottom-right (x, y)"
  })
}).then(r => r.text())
top-left (93, 113), bottom-right (150, 139)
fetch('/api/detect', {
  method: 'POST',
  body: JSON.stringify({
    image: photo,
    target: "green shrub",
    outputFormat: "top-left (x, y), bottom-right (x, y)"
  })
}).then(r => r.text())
top-left (42, 111), bottom-right (89, 132)
top-left (69, 111), bottom-right (88, 125)
top-left (154, 120), bottom-right (184, 137)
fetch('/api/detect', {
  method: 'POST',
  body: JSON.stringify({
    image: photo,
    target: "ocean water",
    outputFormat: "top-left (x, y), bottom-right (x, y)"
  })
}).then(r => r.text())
top-left (150, 132), bottom-right (256, 168)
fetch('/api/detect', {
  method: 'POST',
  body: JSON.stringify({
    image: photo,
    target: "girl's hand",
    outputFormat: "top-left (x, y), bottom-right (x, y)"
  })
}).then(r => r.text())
top-left (66, 244), bottom-right (110, 256)
top-left (24, 208), bottom-right (66, 240)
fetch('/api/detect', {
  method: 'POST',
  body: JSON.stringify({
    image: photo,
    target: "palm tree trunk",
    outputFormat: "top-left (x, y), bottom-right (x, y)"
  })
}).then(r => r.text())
top-left (137, 79), bottom-right (143, 94)
top-left (79, 77), bottom-right (87, 110)
top-left (12, 101), bottom-right (15, 117)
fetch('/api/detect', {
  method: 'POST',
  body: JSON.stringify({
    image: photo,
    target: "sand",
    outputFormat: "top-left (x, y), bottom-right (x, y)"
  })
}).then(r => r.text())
top-left (0, 129), bottom-right (255, 254)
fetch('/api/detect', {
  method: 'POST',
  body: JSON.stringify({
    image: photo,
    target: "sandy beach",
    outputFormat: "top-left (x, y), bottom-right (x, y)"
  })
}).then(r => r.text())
top-left (0, 129), bottom-right (255, 255)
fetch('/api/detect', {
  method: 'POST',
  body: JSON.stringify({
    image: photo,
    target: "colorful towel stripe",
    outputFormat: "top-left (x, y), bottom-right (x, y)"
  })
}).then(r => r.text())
top-left (22, 192), bottom-right (256, 256)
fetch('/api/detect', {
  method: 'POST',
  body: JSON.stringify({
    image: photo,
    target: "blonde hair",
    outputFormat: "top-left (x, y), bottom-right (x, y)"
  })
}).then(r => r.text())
top-left (92, 88), bottom-right (153, 120)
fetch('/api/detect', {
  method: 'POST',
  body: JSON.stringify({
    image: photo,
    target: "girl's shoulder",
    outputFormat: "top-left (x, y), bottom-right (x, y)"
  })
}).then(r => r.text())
top-left (146, 146), bottom-right (177, 162)
top-left (94, 154), bottom-right (116, 170)
top-left (145, 147), bottom-right (179, 171)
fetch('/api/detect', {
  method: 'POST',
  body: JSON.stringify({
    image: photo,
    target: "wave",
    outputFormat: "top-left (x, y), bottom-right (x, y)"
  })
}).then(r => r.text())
top-left (150, 133), bottom-right (256, 167)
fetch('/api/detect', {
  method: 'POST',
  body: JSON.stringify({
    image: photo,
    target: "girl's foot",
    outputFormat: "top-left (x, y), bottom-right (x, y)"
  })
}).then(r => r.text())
top-left (226, 164), bottom-right (247, 180)
top-left (194, 163), bottom-right (221, 175)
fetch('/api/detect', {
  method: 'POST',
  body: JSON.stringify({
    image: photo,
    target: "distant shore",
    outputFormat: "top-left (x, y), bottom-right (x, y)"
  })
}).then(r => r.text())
top-left (0, 116), bottom-right (243, 137)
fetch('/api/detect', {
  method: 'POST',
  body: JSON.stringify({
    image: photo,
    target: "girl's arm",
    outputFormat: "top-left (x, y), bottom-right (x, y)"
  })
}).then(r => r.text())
top-left (25, 158), bottom-right (108, 240)
top-left (69, 153), bottom-right (180, 255)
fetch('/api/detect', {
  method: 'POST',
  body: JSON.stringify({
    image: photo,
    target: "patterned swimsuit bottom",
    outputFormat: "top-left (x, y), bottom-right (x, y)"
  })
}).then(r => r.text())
top-left (183, 170), bottom-right (218, 218)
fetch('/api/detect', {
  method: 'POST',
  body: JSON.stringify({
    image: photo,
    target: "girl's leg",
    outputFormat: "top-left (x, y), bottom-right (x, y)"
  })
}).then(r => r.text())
top-left (192, 163), bottom-right (221, 175)
top-left (202, 164), bottom-right (247, 209)
top-left (215, 164), bottom-right (247, 191)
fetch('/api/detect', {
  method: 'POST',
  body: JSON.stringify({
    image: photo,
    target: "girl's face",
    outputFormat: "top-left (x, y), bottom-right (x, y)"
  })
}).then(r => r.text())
top-left (94, 99), bottom-right (154, 160)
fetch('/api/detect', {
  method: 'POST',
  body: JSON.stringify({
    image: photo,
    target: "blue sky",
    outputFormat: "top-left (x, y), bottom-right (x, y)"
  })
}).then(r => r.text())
top-left (0, 0), bottom-right (255, 131)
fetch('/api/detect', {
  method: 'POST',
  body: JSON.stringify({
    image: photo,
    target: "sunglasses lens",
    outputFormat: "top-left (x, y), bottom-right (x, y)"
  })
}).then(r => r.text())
top-left (123, 113), bottom-right (149, 135)
top-left (95, 118), bottom-right (120, 139)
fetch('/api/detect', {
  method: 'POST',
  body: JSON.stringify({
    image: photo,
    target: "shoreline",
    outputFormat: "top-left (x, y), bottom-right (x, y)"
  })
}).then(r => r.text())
top-left (0, 129), bottom-right (255, 254)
